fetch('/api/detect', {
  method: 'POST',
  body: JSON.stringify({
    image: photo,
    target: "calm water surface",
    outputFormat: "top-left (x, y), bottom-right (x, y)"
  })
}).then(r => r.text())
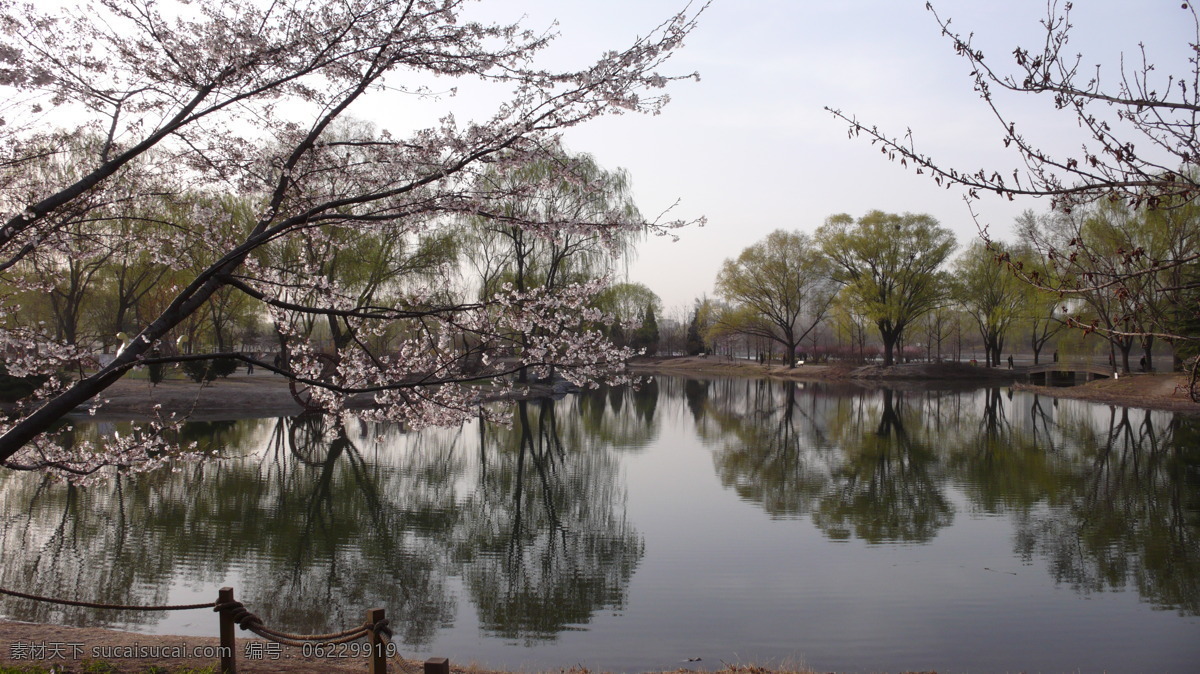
top-left (2, 377), bottom-right (1198, 672)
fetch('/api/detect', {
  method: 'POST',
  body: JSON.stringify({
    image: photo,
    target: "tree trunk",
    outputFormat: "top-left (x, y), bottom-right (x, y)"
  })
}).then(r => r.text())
top-left (882, 335), bottom-right (897, 366)
top-left (328, 315), bottom-right (352, 351)
top-left (784, 332), bottom-right (797, 368)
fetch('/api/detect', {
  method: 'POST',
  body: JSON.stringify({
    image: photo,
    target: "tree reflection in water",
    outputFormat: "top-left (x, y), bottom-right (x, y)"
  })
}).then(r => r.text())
top-left (458, 399), bottom-right (642, 644)
top-left (0, 396), bottom-right (643, 646)
top-left (703, 378), bottom-right (838, 518)
top-left (0, 418), bottom-right (261, 629)
top-left (1, 377), bottom-right (1197, 646)
top-left (704, 381), bottom-right (954, 542)
top-left (813, 388), bottom-right (954, 543)
top-left (1009, 405), bottom-right (1200, 614)
top-left (702, 378), bottom-right (1200, 614)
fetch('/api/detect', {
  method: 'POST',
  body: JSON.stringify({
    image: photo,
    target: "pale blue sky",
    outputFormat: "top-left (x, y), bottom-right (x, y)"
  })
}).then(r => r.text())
top-left (368, 0), bottom-right (1195, 314)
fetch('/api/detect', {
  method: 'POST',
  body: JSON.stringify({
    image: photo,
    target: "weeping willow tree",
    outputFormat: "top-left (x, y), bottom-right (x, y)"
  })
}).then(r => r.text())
top-left (460, 143), bottom-right (648, 379)
top-left (461, 143), bottom-right (645, 298)
top-left (258, 120), bottom-right (461, 353)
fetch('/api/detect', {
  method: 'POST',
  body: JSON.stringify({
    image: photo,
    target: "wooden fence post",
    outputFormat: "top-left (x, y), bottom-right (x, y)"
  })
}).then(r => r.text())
top-left (367, 607), bottom-right (386, 674)
top-left (218, 587), bottom-right (237, 674)
top-left (425, 657), bottom-right (450, 674)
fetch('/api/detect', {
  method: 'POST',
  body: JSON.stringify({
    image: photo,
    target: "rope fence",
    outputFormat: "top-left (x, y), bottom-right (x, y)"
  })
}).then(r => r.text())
top-left (0, 584), bottom-right (441, 674)
top-left (0, 586), bottom-right (215, 611)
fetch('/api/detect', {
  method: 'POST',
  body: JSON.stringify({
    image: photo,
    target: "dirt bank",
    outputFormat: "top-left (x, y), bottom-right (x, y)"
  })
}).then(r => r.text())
top-left (73, 357), bottom-right (991, 420)
top-left (64, 375), bottom-right (307, 421)
top-left (627, 355), bottom-right (852, 381)
top-left (1014, 372), bottom-right (1200, 412)
top-left (0, 618), bottom-right (421, 673)
top-left (10, 358), bottom-right (1197, 421)
top-left (629, 355), bottom-right (1019, 385)
top-left (0, 618), bottom-right (925, 674)
top-left (628, 356), bottom-right (1200, 413)
top-left (53, 374), bottom-right (566, 421)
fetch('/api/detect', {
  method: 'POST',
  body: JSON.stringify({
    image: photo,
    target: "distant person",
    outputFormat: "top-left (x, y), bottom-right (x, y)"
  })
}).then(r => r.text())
top-left (1052, 350), bottom-right (1058, 363)
top-left (1007, 355), bottom-right (1014, 369)
top-left (1140, 355), bottom-right (1147, 372)
top-left (246, 355), bottom-right (254, 375)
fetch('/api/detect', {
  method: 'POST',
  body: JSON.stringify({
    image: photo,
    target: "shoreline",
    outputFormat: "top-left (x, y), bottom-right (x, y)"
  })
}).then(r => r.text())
top-left (32, 374), bottom-right (573, 422)
top-left (5, 357), bottom-right (1196, 422)
top-left (0, 619), bottom-right (822, 674)
top-left (628, 356), bottom-right (1200, 413)
top-left (0, 618), bottom-right (447, 674)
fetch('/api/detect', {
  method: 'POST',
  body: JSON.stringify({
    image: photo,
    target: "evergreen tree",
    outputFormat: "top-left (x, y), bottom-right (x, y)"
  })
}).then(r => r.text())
top-left (686, 310), bottom-right (705, 356)
top-left (639, 303), bottom-right (660, 356)
top-left (610, 322), bottom-right (628, 349)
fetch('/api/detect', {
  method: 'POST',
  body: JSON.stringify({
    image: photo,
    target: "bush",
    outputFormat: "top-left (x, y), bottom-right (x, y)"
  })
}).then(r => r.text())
top-left (181, 356), bottom-right (239, 383)
top-left (211, 356), bottom-right (239, 378)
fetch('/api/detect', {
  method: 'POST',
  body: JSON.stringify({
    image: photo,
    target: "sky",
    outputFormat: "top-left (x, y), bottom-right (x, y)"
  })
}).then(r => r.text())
top-left (370, 1), bottom-right (1196, 315)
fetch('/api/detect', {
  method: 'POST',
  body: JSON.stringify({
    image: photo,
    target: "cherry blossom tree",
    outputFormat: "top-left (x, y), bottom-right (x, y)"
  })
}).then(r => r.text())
top-left (0, 0), bottom-right (707, 478)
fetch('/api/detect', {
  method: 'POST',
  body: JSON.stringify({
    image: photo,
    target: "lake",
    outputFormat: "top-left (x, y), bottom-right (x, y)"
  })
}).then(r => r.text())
top-left (2, 376), bottom-right (1198, 672)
